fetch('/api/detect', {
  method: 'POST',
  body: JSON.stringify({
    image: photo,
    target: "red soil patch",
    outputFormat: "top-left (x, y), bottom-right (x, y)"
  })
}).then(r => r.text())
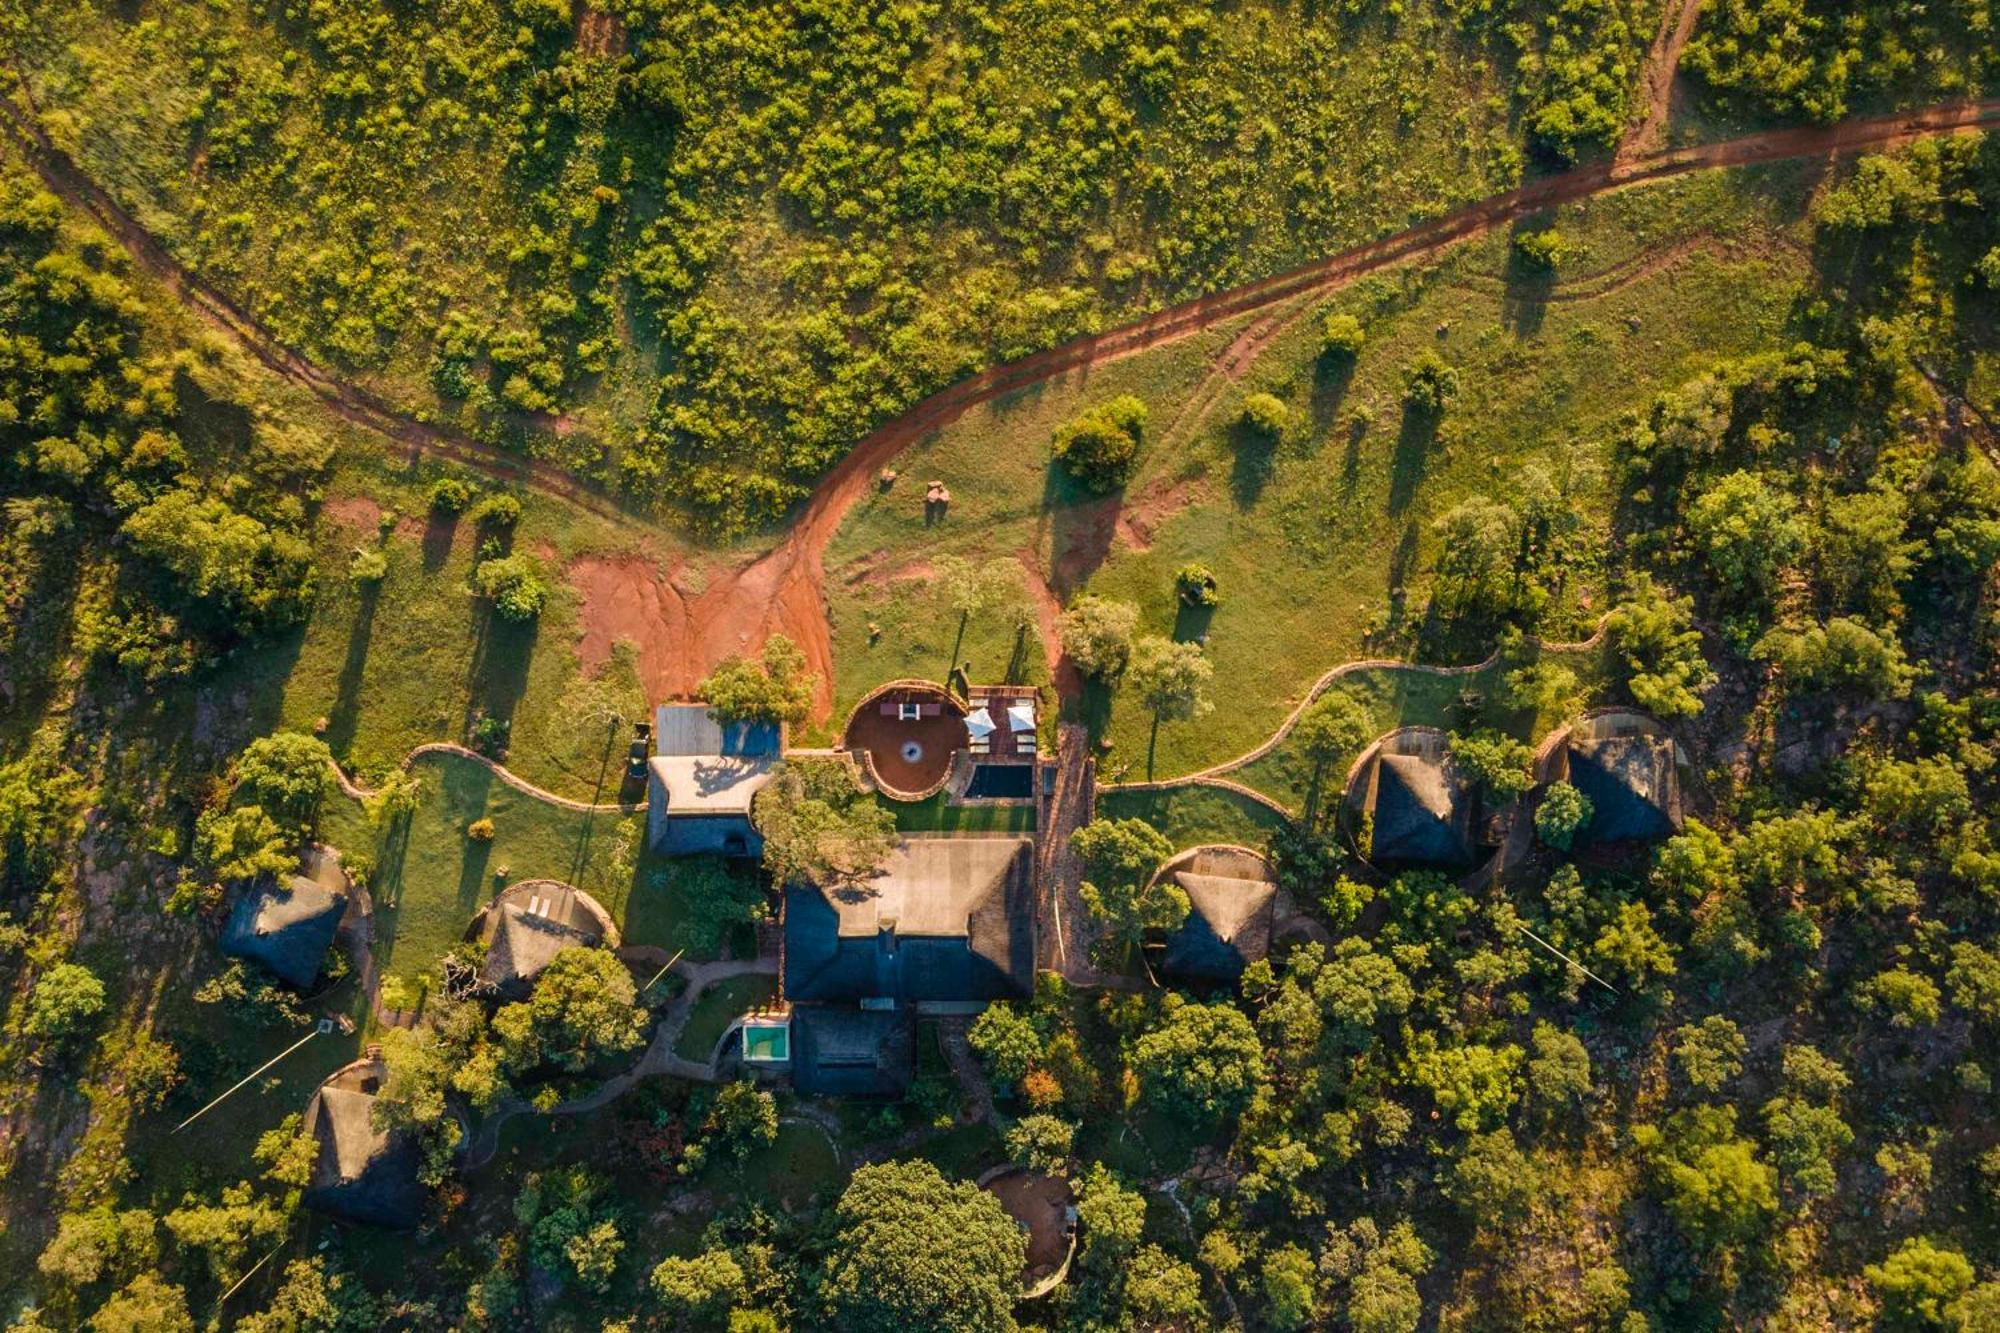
top-left (1119, 474), bottom-right (1199, 550)
top-left (567, 547), bottom-right (836, 717)
top-left (574, 3), bottom-right (627, 58)
top-left (1017, 551), bottom-right (1080, 701)
top-left (323, 495), bottom-right (383, 531)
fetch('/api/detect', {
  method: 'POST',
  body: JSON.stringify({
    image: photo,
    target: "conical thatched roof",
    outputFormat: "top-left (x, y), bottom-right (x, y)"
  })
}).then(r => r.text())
top-left (1159, 869), bottom-right (1277, 983)
top-left (220, 861), bottom-right (348, 990)
top-left (1368, 752), bottom-right (1474, 867)
top-left (300, 1073), bottom-right (425, 1228)
top-left (1567, 734), bottom-right (1680, 845)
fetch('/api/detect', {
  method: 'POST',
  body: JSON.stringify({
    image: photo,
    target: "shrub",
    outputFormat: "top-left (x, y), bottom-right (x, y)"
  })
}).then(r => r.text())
top-left (473, 554), bottom-right (550, 621)
top-left (348, 547), bottom-right (388, 585)
top-left (428, 477), bottom-right (477, 514)
top-left (26, 962), bottom-right (107, 1044)
top-left (1512, 228), bottom-right (1570, 270)
top-left (469, 493), bottom-right (521, 529)
top-left (1322, 313), bottom-right (1366, 360)
top-left (1535, 782), bottom-right (1593, 851)
top-left (1052, 395), bottom-right (1147, 493)
top-left (1058, 595), bottom-right (1139, 678)
top-left (1238, 392), bottom-right (1288, 440)
top-left (467, 818), bottom-right (497, 842)
top-left (1401, 351), bottom-right (1460, 415)
top-left (1174, 563), bottom-right (1220, 607)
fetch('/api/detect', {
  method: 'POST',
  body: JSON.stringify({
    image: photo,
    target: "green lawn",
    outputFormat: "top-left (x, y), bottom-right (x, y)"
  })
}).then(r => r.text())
top-left (699, 1119), bottom-right (847, 1214)
top-left (1231, 637), bottom-right (1614, 812)
top-left (879, 791), bottom-right (1038, 834)
top-left (320, 750), bottom-right (691, 994)
top-left (823, 165), bottom-right (1815, 782)
top-left (1094, 783), bottom-right (1288, 853)
top-left (674, 975), bottom-right (779, 1062)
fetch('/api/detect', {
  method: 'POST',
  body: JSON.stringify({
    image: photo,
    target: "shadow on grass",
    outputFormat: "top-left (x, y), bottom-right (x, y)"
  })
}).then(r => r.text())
top-left (1171, 598), bottom-right (1216, 643)
top-left (1227, 419), bottom-right (1279, 508)
top-left (326, 579), bottom-right (382, 758)
top-left (1388, 408), bottom-right (1440, 516)
top-left (1500, 221), bottom-right (1559, 338)
top-left (421, 512), bottom-right (458, 572)
top-left (1310, 353), bottom-right (1356, 439)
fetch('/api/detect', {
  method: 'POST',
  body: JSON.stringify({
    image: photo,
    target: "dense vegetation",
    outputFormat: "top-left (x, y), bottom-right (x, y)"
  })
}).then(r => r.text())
top-left (9, 0), bottom-right (1658, 528)
top-left (6, 0), bottom-right (2000, 1326)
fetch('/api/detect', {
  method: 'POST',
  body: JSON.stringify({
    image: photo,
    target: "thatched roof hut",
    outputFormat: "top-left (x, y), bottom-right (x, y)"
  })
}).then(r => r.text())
top-left (300, 1060), bottom-right (426, 1228)
top-left (220, 848), bottom-right (349, 990)
top-left (470, 880), bottom-right (617, 999)
top-left (1151, 846), bottom-right (1278, 984)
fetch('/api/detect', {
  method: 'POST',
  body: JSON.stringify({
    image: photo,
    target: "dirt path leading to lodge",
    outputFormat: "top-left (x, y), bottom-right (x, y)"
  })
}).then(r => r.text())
top-left (1621, 0), bottom-right (1707, 163)
top-left (6, 72), bottom-right (1997, 719)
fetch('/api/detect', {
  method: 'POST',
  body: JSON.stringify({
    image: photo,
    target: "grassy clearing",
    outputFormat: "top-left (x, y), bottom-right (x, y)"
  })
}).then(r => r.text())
top-left (1094, 784), bottom-right (1288, 853)
top-left (320, 750), bottom-right (687, 992)
top-left (824, 165), bottom-right (1817, 781)
top-left (1231, 637), bottom-right (1614, 811)
top-left (674, 975), bottom-right (780, 1062)
top-left (698, 1119), bottom-right (847, 1214)
top-left (877, 791), bottom-right (1038, 835)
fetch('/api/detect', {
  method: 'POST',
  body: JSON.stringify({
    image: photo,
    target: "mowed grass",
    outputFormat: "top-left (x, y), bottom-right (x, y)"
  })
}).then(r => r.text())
top-left (823, 165), bottom-right (1817, 782)
top-left (1094, 783), bottom-right (1288, 853)
top-left (320, 750), bottom-right (688, 993)
top-left (674, 975), bottom-right (780, 1062)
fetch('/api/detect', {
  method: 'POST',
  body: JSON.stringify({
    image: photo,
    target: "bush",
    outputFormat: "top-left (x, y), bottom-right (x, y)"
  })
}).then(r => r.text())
top-left (348, 547), bottom-right (388, 585)
top-left (473, 554), bottom-right (550, 621)
top-left (1512, 228), bottom-right (1570, 270)
top-left (1401, 352), bottom-right (1460, 415)
top-left (428, 477), bottom-right (478, 514)
top-left (1058, 595), bottom-right (1139, 678)
top-left (467, 818), bottom-right (497, 842)
top-left (26, 962), bottom-right (107, 1044)
top-left (1052, 395), bottom-right (1147, 493)
top-left (1322, 313), bottom-right (1365, 360)
top-left (469, 493), bottom-right (521, 529)
top-left (1535, 782), bottom-right (1593, 851)
top-left (1238, 392), bottom-right (1288, 440)
top-left (1174, 564), bottom-right (1220, 607)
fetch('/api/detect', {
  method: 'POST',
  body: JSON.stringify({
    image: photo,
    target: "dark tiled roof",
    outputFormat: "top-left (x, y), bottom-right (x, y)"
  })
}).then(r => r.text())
top-left (1568, 735), bottom-right (1680, 844)
top-left (1159, 870), bottom-right (1277, 983)
top-left (220, 872), bottom-right (348, 990)
top-left (301, 1082), bottom-right (426, 1228)
top-left (783, 838), bottom-right (1034, 1004)
top-left (1369, 753), bottom-right (1474, 867)
top-left (788, 1006), bottom-right (914, 1097)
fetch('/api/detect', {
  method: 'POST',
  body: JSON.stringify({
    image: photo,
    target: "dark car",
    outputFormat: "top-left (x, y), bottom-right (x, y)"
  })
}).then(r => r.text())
top-left (625, 739), bottom-right (648, 780)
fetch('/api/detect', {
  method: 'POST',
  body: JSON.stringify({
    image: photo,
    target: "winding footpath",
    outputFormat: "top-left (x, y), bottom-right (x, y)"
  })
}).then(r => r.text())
top-left (330, 742), bottom-right (642, 816)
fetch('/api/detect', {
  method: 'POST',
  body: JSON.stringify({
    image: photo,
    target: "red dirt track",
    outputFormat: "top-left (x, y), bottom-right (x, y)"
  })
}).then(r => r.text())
top-left (5, 68), bottom-right (1997, 720)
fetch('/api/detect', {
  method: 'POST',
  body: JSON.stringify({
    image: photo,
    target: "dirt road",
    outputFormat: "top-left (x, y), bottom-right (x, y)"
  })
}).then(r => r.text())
top-left (6, 73), bottom-right (1996, 715)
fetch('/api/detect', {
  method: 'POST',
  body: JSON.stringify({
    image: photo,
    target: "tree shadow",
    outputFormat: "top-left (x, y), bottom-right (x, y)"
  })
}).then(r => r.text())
top-left (1227, 419), bottom-right (1279, 508)
top-left (1310, 355), bottom-right (1356, 439)
top-left (1386, 521), bottom-right (1421, 630)
top-left (1388, 408), bottom-right (1439, 516)
top-left (1005, 623), bottom-right (1034, 683)
top-left (1339, 415), bottom-right (1368, 500)
top-left (1171, 599), bottom-right (1216, 644)
top-left (422, 512), bottom-right (458, 572)
top-left (1500, 219), bottom-right (1559, 337)
top-left (466, 611), bottom-right (541, 741)
top-left (1065, 676), bottom-right (1115, 737)
top-left (325, 579), bottom-right (382, 758)
top-left (1040, 465), bottom-right (1122, 600)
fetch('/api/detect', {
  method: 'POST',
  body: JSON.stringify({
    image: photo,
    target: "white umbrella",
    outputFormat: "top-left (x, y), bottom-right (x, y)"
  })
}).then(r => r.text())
top-left (965, 707), bottom-right (996, 738)
top-left (1007, 702), bottom-right (1037, 733)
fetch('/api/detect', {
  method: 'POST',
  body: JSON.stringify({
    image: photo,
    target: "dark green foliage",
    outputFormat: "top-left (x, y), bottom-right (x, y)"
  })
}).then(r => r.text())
top-left (820, 1161), bottom-right (1024, 1333)
top-left (1051, 396), bottom-right (1148, 493)
top-left (698, 634), bottom-right (816, 726)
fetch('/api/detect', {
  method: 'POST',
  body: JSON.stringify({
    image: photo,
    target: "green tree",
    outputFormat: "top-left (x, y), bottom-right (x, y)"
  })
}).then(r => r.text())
top-left (1126, 635), bottom-right (1212, 773)
top-left (1322, 313), bottom-right (1366, 360)
top-left (1075, 817), bottom-right (1185, 953)
top-left (1448, 730), bottom-right (1535, 803)
top-left (163, 1182), bottom-right (287, 1284)
top-left (1262, 1243), bottom-right (1318, 1331)
top-left (472, 552), bottom-right (550, 621)
top-left (1525, 1021), bottom-right (1592, 1116)
top-left (1004, 1114), bottom-right (1076, 1175)
top-left (37, 1207), bottom-right (157, 1289)
top-left (233, 732), bottom-right (335, 824)
top-left (194, 804), bottom-right (296, 885)
top-left (1687, 470), bottom-right (1803, 596)
top-left (1051, 395), bottom-right (1147, 493)
top-left (753, 760), bottom-right (897, 887)
top-left (1123, 1245), bottom-right (1206, 1325)
top-left (820, 1161), bottom-right (1024, 1333)
top-left (703, 1081), bottom-right (778, 1160)
top-left (1132, 997), bottom-right (1266, 1122)
top-left (1635, 1105), bottom-right (1777, 1251)
top-left (1057, 595), bottom-right (1139, 679)
top-left (1864, 1237), bottom-right (1974, 1328)
top-left (1075, 1163), bottom-right (1146, 1270)
top-left (968, 1003), bottom-right (1042, 1086)
top-left (1604, 578), bottom-right (1714, 718)
top-left (699, 634), bottom-right (817, 726)
top-left (25, 961), bottom-right (106, 1044)
top-left (1673, 1016), bottom-right (1746, 1092)
top-left (491, 948), bottom-right (647, 1075)
top-left (651, 1250), bottom-right (747, 1327)
top-left (1294, 689), bottom-right (1371, 826)
top-left (1430, 497), bottom-right (1520, 621)
top-left (235, 1257), bottom-right (379, 1333)
top-left (1535, 782), bottom-right (1593, 851)
top-left (1860, 966), bottom-right (1942, 1029)
top-left (518, 1168), bottom-right (623, 1294)
top-left (1447, 1129), bottom-right (1539, 1227)
top-left (87, 1275), bottom-right (194, 1333)
top-left (1239, 391), bottom-right (1289, 440)
top-left (1400, 351), bottom-right (1459, 415)
top-left (1761, 1095), bottom-right (1852, 1202)
top-left (1408, 1038), bottom-right (1524, 1132)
